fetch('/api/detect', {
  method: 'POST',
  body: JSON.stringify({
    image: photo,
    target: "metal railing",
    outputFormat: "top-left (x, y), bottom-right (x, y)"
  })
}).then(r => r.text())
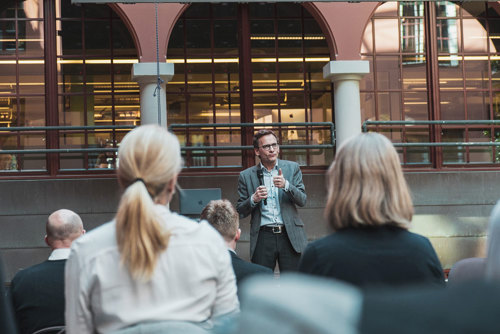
top-left (168, 122), bottom-right (335, 151)
top-left (362, 120), bottom-right (500, 147)
top-left (0, 122), bottom-right (335, 155)
top-left (0, 125), bottom-right (134, 155)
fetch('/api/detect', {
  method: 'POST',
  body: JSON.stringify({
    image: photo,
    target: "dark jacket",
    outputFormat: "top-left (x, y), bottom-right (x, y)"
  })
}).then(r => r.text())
top-left (10, 260), bottom-right (66, 334)
top-left (298, 225), bottom-right (445, 288)
top-left (1, 256), bottom-right (17, 334)
top-left (230, 251), bottom-right (273, 286)
top-left (237, 160), bottom-right (308, 258)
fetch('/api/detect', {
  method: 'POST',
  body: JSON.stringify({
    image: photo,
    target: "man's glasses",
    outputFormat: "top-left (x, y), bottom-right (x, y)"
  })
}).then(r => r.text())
top-left (260, 143), bottom-right (279, 151)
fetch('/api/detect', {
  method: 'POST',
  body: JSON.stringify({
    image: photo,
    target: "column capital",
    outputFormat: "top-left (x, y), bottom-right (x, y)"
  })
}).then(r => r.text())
top-left (132, 62), bottom-right (174, 84)
top-left (323, 60), bottom-right (370, 82)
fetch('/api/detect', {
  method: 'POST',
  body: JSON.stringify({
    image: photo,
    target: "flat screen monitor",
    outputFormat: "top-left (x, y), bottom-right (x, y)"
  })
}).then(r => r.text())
top-left (179, 188), bottom-right (222, 215)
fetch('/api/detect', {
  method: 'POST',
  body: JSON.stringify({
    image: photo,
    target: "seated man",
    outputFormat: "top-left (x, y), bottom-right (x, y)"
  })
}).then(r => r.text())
top-left (10, 209), bottom-right (85, 334)
top-left (201, 199), bottom-right (272, 286)
top-left (1, 255), bottom-right (17, 334)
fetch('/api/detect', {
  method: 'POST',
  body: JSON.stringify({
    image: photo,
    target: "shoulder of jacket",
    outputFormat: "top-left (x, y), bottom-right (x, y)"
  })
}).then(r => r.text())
top-left (280, 159), bottom-right (299, 168)
top-left (240, 165), bottom-right (257, 175)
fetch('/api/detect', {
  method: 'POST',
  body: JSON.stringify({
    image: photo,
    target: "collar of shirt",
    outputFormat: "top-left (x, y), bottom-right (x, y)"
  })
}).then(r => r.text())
top-left (48, 248), bottom-right (71, 261)
top-left (259, 160), bottom-right (279, 173)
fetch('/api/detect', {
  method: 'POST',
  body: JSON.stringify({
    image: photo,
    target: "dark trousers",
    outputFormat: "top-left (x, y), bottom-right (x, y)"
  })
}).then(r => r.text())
top-left (251, 226), bottom-right (300, 272)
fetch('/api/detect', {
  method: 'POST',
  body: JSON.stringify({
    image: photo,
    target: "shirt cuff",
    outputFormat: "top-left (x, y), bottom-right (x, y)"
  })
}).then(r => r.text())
top-left (284, 180), bottom-right (290, 192)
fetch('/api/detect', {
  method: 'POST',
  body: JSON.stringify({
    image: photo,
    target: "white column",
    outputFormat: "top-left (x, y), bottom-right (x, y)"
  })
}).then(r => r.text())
top-left (323, 60), bottom-right (370, 146)
top-left (132, 62), bottom-right (174, 127)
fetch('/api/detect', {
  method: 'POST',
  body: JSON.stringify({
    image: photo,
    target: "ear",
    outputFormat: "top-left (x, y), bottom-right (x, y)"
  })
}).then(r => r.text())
top-left (167, 174), bottom-right (178, 194)
top-left (44, 235), bottom-right (50, 247)
top-left (234, 228), bottom-right (241, 242)
top-left (254, 147), bottom-right (260, 157)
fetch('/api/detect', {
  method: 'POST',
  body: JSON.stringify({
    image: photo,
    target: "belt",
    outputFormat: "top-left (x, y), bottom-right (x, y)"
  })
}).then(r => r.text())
top-left (261, 224), bottom-right (285, 234)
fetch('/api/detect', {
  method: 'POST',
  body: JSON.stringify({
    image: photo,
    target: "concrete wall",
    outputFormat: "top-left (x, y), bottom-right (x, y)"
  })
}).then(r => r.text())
top-left (1, 170), bottom-right (499, 282)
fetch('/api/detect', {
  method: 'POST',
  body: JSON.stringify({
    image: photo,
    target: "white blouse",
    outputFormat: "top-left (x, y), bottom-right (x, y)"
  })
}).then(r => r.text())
top-left (65, 205), bottom-right (239, 334)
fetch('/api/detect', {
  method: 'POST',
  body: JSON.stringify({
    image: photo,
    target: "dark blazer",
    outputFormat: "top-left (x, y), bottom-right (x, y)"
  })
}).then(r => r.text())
top-left (237, 160), bottom-right (308, 259)
top-left (0, 256), bottom-right (17, 334)
top-left (298, 226), bottom-right (445, 288)
top-left (230, 251), bottom-right (273, 285)
top-left (10, 260), bottom-right (66, 334)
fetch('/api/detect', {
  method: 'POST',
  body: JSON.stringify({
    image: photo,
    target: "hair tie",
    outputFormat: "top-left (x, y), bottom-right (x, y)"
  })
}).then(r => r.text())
top-left (134, 178), bottom-right (146, 186)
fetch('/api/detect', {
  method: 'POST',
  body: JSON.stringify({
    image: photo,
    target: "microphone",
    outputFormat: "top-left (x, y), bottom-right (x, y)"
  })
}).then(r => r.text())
top-left (256, 169), bottom-right (267, 205)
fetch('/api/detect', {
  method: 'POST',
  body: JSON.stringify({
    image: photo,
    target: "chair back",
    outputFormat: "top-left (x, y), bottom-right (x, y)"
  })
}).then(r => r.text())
top-left (32, 326), bottom-right (65, 334)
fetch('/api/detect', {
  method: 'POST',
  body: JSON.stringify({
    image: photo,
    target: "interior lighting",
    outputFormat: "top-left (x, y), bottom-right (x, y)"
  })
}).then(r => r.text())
top-left (0, 39), bottom-right (44, 42)
top-left (0, 59), bottom-right (138, 65)
top-left (167, 58), bottom-right (239, 64)
top-left (94, 90), bottom-right (140, 93)
top-left (253, 88), bottom-right (304, 92)
top-left (438, 55), bottom-right (500, 61)
top-left (94, 105), bottom-right (140, 109)
top-left (199, 112), bottom-right (242, 117)
top-left (250, 35), bottom-right (325, 40)
top-left (95, 119), bottom-right (138, 123)
top-left (167, 57), bottom-right (329, 64)
top-left (211, 103), bottom-right (280, 107)
top-left (0, 60), bottom-right (45, 64)
top-left (167, 79), bottom-right (320, 85)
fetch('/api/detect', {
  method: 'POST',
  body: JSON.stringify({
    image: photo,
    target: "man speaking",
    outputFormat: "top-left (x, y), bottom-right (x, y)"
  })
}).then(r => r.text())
top-left (237, 129), bottom-right (308, 272)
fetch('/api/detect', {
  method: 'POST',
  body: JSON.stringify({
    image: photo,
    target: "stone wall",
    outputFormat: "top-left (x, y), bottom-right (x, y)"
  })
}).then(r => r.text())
top-left (1, 171), bottom-right (499, 281)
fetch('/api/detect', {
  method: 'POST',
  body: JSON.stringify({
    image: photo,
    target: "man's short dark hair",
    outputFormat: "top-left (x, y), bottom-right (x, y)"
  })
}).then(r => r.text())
top-left (200, 199), bottom-right (239, 242)
top-left (253, 130), bottom-right (278, 149)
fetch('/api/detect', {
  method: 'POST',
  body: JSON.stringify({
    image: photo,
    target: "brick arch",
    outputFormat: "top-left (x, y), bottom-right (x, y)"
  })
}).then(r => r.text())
top-left (114, 3), bottom-right (186, 62)
top-left (309, 2), bottom-right (379, 60)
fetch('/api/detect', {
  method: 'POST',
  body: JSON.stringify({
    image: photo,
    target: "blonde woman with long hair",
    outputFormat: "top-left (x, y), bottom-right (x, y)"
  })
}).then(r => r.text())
top-left (298, 133), bottom-right (444, 287)
top-left (65, 125), bottom-right (238, 334)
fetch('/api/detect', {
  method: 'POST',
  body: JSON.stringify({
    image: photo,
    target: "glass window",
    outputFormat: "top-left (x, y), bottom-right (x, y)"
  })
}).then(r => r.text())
top-left (0, 0), bottom-right (138, 174)
top-left (362, 1), bottom-right (500, 168)
top-left (167, 3), bottom-right (333, 169)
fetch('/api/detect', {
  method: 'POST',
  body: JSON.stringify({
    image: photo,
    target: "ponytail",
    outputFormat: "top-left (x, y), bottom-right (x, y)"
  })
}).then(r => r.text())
top-left (116, 180), bottom-right (171, 281)
top-left (115, 125), bottom-right (181, 281)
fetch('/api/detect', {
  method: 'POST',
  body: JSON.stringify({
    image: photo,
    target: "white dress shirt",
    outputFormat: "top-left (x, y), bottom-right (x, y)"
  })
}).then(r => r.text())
top-left (65, 205), bottom-right (239, 334)
top-left (48, 248), bottom-right (71, 261)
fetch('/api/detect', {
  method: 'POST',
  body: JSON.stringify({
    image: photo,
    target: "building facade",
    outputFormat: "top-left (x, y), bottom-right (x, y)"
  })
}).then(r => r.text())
top-left (1, 0), bottom-right (500, 279)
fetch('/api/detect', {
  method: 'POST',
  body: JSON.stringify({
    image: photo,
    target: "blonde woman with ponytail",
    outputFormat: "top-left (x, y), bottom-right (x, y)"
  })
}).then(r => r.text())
top-left (65, 125), bottom-right (239, 334)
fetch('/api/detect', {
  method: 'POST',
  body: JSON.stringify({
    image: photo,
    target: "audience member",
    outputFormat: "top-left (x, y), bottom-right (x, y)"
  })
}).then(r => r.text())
top-left (0, 255), bottom-right (17, 334)
top-left (447, 257), bottom-right (485, 285)
top-left (448, 199), bottom-right (500, 284)
top-left (201, 199), bottom-right (273, 288)
top-left (485, 200), bottom-right (500, 280)
top-left (238, 274), bottom-right (362, 334)
top-left (360, 281), bottom-right (500, 334)
top-left (237, 270), bottom-right (500, 334)
top-left (298, 133), bottom-right (445, 287)
top-left (10, 209), bottom-right (84, 334)
top-left (65, 125), bottom-right (239, 334)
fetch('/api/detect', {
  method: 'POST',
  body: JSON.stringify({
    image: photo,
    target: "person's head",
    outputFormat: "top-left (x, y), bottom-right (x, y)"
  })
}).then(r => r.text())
top-left (325, 132), bottom-right (413, 231)
top-left (253, 130), bottom-right (279, 167)
top-left (45, 209), bottom-right (85, 250)
top-left (485, 201), bottom-right (500, 280)
top-left (200, 199), bottom-right (240, 247)
top-left (115, 125), bottom-right (182, 281)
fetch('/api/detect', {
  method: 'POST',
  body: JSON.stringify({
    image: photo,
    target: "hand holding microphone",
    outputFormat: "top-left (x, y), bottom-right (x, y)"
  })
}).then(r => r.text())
top-left (255, 169), bottom-right (268, 205)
